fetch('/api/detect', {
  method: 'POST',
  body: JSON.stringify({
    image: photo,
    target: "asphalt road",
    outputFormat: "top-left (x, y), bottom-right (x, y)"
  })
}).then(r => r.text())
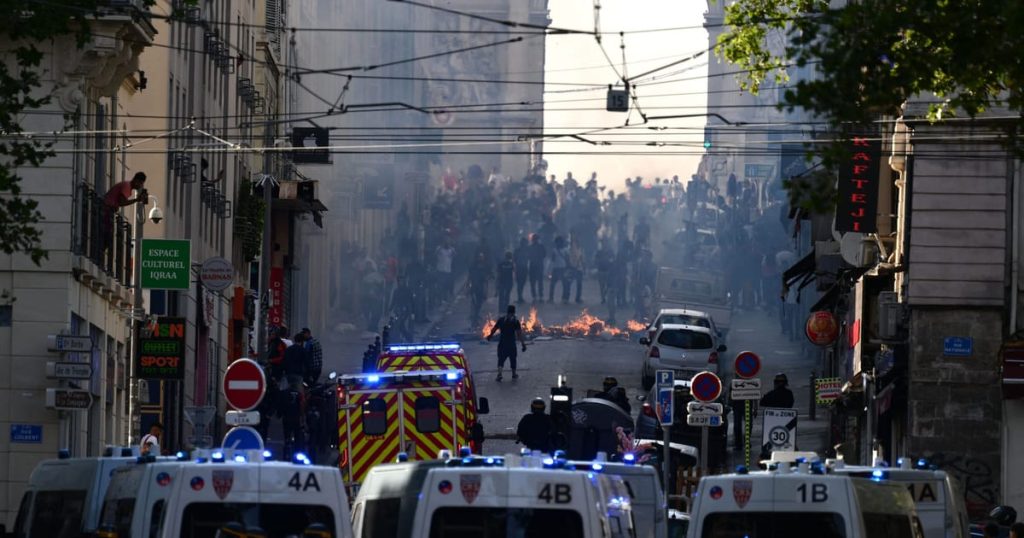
top-left (321, 277), bottom-right (829, 465)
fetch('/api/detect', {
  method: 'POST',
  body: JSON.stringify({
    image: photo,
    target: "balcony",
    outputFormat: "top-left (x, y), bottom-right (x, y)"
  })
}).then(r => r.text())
top-left (73, 183), bottom-right (134, 287)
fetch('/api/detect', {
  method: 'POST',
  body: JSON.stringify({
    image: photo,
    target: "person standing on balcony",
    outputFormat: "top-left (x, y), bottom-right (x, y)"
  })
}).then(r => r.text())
top-left (101, 172), bottom-right (147, 266)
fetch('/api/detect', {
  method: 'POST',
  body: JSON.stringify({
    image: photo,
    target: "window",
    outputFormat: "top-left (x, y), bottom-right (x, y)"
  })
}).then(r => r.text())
top-left (362, 398), bottom-right (388, 436)
top-left (29, 490), bottom-right (87, 538)
top-left (429, 507), bottom-right (584, 538)
top-left (363, 498), bottom-right (401, 538)
top-left (179, 502), bottom-right (335, 538)
top-left (99, 497), bottom-right (135, 538)
top-left (699, 512), bottom-right (846, 538)
top-left (657, 329), bottom-right (713, 349)
top-left (415, 396), bottom-right (441, 433)
top-left (12, 492), bottom-right (32, 538)
top-left (149, 500), bottom-right (165, 538)
top-left (659, 314), bottom-right (711, 329)
top-left (862, 513), bottom-right (919, 538)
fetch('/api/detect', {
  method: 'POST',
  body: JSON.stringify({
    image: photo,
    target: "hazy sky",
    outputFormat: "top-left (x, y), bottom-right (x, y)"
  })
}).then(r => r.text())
top-left (544, 0), bottom-right (709, 191)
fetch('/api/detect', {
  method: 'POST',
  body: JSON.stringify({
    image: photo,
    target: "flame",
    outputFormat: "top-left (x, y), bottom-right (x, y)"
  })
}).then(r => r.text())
top-left (626, 319), bottom-right (647, 332)
top-left (481, 307), bottom-right (644, 340)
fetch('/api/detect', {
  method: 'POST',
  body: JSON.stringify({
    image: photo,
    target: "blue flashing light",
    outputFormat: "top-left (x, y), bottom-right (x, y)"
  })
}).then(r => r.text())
top-left (871, 469), bottom-right (887, 482)
top-left (262, 450), bottom-right (273, 460)
top-left (916, 458), bottom-right (928, 469)
top-left (292, 452), bottom-right (311, 465)
top-left (58, 449), bottom-right (71, 460)
top-left (446, 372), bottom-right (460, 381)
top-left (795, 457), bottom-right (807, 464)
top-left (234, 455), bottom-right (246, 463)
top-left (176, 451), bottom-right (188, 461)
top-left (520, 448), bottom-right (531, 456)
top-left (542, 457), bottom-right (556, 467)
top-left (623, 453), bottom-right (636, 465)
top-left (367, 374), bottom-right (381, 383)
top-left (397, 452), bottom-right (409, 463)
top-left (735, 465), bottom-right (749, 475)
top-left (459, 447), bottom-right (472, 457)
top-left (195, 457), bottom-right (208, 464)
top-left (462, 457), bottom-right (473, 465)
top-left (592, 463), bottom-right (604, 472)
top-left (486, 457), bottom-right (495, 465)
top-left (211, 451), bottom-right (225, 463)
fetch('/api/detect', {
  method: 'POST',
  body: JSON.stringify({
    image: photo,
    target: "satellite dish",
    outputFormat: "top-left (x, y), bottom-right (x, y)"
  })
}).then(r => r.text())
top-left (839, 232), bottom-right (867, 267)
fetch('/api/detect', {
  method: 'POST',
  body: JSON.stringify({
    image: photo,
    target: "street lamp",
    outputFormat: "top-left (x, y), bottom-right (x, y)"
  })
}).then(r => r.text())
top-left (129, 191), bottom-right (161, 446)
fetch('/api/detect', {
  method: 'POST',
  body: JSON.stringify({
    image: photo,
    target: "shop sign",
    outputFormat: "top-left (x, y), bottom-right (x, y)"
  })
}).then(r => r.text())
top-left (836, 135), bottom-right (881, 233)
top-left (138, 317), bottom-right (186, 380)
top-left (806, 311), bottom-right (839, 346)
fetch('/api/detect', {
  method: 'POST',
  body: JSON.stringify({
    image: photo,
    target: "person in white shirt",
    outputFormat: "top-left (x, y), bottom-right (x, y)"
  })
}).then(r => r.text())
top-left (140, 422), bottom-right (163, 456)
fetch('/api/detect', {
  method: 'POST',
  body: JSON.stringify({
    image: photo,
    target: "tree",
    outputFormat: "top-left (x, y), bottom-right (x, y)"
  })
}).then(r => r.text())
top-left (717, 0), bottom-right (1024, 209)
top-left (0, 1), bottom-right (191, 264)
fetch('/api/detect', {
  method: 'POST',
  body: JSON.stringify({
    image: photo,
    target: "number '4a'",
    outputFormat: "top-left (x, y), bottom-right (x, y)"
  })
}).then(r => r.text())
top-left (289, 472), bottom-right (321, 492)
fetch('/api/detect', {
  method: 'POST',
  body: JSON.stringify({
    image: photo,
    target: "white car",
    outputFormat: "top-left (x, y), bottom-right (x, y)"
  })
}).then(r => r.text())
top-left (646, 308), bottom-right (722, 342)
top-left (640, 323), bottom-right (726, 389)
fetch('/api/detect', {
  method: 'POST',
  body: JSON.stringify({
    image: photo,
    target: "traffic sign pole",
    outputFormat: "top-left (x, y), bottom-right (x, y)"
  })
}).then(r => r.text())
top-left (655, 369), bottom-right (674, 498)
top-left (701, 426), bottom-right (709, 471)
top-left (744, 400), bottom-right (751, 467)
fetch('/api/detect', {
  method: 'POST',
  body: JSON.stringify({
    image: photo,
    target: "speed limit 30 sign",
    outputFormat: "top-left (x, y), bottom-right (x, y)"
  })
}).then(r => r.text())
top-left (761, 407), bottom-right (798, 452)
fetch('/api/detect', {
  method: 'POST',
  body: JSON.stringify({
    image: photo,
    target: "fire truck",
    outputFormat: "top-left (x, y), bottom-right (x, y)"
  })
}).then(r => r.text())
top-left (337, 343), bottom-right (489, 493)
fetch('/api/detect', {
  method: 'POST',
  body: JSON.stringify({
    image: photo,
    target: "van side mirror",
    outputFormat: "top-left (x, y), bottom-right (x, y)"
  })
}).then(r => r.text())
top-left (636, 395), bottom-right (646, 402)
top-left (717, 344), bottom-right (727, 352)
top-left (478, 397), bottom-right (490, 415)
top-left (639, 337), bottom-right (650, 346)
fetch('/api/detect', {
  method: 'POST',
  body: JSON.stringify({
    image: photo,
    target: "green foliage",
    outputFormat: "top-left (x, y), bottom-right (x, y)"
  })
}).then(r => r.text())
top-left (717, 0), bottom-right (1024, 211)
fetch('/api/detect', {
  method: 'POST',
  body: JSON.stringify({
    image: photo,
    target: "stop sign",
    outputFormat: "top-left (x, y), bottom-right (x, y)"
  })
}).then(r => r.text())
top-left (223, 358), bottom-right (266, 411)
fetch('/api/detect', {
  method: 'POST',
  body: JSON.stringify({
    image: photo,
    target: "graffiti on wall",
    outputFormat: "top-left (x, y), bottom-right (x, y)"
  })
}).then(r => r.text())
top-left (925, 452), bottom-right (999, 519)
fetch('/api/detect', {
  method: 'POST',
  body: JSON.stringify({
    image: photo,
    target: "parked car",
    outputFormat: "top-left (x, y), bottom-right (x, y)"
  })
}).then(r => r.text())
top-left (646, 308), bottom-right (722, 343)
top-left (634, 379), bottom-right (730, 470)
top-left (640, 323), bottom-right (726, 390)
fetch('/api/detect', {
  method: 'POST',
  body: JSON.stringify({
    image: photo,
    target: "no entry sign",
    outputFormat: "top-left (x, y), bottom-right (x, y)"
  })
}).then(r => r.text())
top-left (734, 351), bottom-right (761, 379)
top-left (223, 359), bottom-right (266, 411)
top-left (690, 371), bottom-right (723, 402)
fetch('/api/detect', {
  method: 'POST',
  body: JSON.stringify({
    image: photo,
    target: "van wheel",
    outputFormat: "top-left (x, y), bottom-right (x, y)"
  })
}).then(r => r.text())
top-left (642, 369), bottom-right (654, 391)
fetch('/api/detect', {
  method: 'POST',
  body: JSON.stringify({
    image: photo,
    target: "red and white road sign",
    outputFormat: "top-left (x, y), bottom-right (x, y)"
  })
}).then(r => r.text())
top-left (223, 358), bottom-right (266, 411)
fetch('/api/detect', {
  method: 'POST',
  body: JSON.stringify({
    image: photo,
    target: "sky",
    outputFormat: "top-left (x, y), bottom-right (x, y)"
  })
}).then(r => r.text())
top-left (544, 0), bottom-right (710, 192)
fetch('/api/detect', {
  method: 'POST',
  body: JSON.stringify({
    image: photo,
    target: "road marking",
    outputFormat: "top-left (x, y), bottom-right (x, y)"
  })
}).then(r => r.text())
top-left (227, 380), bottom-right (260, 390)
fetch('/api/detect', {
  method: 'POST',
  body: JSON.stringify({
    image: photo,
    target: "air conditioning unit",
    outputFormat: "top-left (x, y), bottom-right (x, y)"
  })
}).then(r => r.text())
top-left (878, 291), bottom-right (904, 340)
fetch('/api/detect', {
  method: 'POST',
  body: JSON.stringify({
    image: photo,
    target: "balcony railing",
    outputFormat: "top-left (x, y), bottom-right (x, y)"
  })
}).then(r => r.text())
top-left (74, 183), bottom-right (134, 286)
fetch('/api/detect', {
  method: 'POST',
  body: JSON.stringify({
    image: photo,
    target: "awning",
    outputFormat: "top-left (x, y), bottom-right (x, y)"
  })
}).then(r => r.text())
top-left (781, 249), bottom-right (817, 299)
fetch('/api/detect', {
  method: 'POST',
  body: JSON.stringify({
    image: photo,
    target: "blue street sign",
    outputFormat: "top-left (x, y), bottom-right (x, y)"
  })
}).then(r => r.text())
top-left (656, 369), bottom-right (674, 388)
top-left (734, 351), bottom-right (761, 379)
top-left (690, 371), bottom-right (723, 402)
top-left (657, 387), bottom-right (674, 426)
top-left (943, 337), bottom-right (973, 357)
top-left (10, 424), bottom-right (42, 444)
top-left (222, 426), bottom-right (264, 451)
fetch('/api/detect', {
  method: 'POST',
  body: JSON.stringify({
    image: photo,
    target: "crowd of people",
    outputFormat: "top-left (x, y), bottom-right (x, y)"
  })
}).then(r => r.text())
top-left (333, 162), bottom-right (800, 337)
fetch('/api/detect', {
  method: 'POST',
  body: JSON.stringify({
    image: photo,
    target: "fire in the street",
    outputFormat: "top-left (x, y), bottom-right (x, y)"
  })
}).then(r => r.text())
top-left (481, 308), bottom-right (645, 340)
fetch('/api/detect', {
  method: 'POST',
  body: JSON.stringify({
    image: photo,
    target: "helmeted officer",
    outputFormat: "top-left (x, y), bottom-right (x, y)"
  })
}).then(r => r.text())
top-left (516, 397), bottom-right (554, 453)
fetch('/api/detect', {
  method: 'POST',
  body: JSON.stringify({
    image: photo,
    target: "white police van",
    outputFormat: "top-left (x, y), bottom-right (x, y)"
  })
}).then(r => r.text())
top-left (830, 457), bottom-right (970, 538)
top-left (353, 451), bottom-right (636, 538)
top-left (687, 461), bottom-right (924, 538)
top-left (95, 451), bottom-right (352, 538)
top-left (566, 457), bottom-right (666, 538)
top-left (8, 447), bottom-right (159, 538)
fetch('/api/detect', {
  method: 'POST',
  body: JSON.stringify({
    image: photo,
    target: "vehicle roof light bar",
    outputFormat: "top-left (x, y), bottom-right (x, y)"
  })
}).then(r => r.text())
top-left (338, 369), bottom-right (466, 385)
top-left (385, 342), bottom-right (462, 352)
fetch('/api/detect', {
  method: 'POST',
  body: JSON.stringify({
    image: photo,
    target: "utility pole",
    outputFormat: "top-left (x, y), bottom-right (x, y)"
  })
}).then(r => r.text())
top-left (130, 186), bottom-right (145, 444)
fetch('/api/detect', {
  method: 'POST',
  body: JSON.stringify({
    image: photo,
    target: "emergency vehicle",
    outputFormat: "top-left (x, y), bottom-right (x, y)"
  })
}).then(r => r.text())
top-left (352, 451), bottom-right (636, 538)
top-left (338, 343), bottom-right (489, 492)
top-left (565, 459), bottom-right (666, 538)
top-left (830, 457), bottom-right (970, 538)
top-left (687, 461), bottom-right (924, 538)
top-left (9, 447), bottom-right (155, 537)
top-left (94, 450), bottom-right (352, 537)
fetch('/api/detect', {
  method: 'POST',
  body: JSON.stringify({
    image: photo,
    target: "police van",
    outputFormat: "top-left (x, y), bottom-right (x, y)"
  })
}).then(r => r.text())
top-left (94, 451), bottom-right (352, 537)
top-left (830, 458), bottom-right (970, 538)
top-left (687, 461), bottom-right (924, 538)
top-left (353, 452), bottom-right (636, 538)
top-left (336, 363), bottom-right (488, 494)
top-left (8, 447), bottom-right (154, 538)
top-left (565, 459), bottom-right (665, 538)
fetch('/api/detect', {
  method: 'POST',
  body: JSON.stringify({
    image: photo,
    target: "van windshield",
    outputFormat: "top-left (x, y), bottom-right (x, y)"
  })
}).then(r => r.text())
top-left (27, 490), bottom-right (87, 538)
top-left (179, 503), bottom-right (335, 537)
top-left (699, 512), bottom-right (846, 538)
top-left (429, 507), bottom-right (584, 538)
top-left (862, 513), bottom-right (921, 538)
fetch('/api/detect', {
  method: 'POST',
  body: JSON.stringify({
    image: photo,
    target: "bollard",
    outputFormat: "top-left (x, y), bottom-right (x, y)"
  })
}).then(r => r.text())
top-left (809, 371), bottom-right (817, 421)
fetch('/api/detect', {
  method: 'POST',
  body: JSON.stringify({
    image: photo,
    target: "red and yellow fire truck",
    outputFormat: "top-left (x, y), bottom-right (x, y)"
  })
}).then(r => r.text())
top-left (336, 343), bottom-right (489, 492)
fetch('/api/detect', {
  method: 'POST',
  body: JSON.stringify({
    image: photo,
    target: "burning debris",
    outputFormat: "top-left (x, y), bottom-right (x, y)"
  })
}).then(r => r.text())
top-left (482, 308), bottom-right (646, 340)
